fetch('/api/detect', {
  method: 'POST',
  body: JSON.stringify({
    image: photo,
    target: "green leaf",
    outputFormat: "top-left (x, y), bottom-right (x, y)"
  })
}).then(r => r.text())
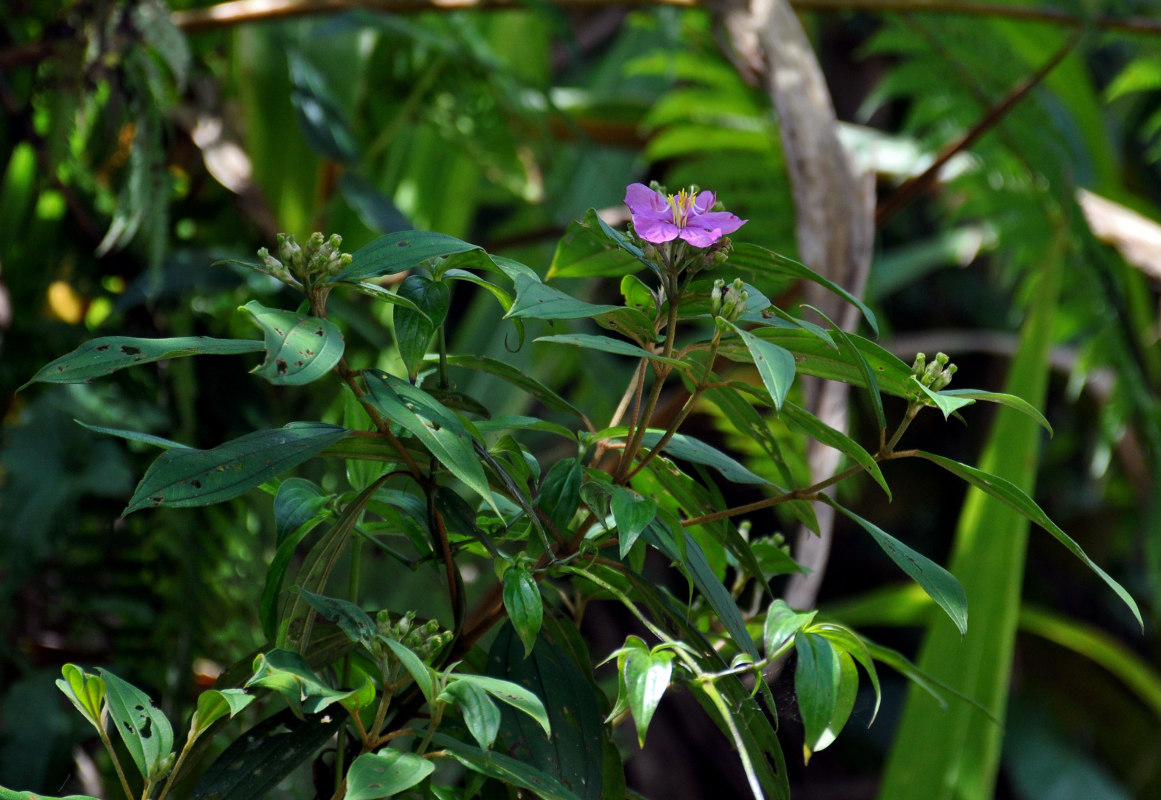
top-left (240, 301), bottom-right (345, 385)
top-left (381, 637), bottom-right (437, 703)
top-left (99, 669), bottom-right (174, 781)
top-left (297, 588), bottom-right (377, 647)
top-left (827, 499), bottom-right (968, 636)
top-left (728, 242), bottom-right (879, 335)
top-left (506, 274), bottom-right (622, 320)
top-left (245, 649), bottom-right (359, 718)
top-left (611, 487), bottom-right (656, 558)
top-left (362, 371), bottom-right (497, 514)
top-left (429, 733), bottom-right (581, 800)
top-left (273, 478), bottom-right (333, 545)
top-left (448, 674), bottom-right (551, 737)
top-left (124, 423), bottom-right (349, 514)
top-left (394, 274), bottom-right (450, 379)
top-left (783, 401), bottom-right (890, 498)
top-left (916, 451), bottom-right (1142, 630)
top-left (936, 388), bottom-right (1052, 434)
top-left (55, 664), bottom-right (105, 731)
top-left (724, 320), bottom-right (796, 410)
top-left (432, 354), bottom-right (585, 419)
top-left (334, 231), bottom-right (480, 282)
top-left (439, 680), bottom-right (501, 750)
top-left (190, 708), bottom-right (342, 800)
top-left (912, 377), bottom-right (977, 419)
top-left (746, 327), bottom-right (914, 398)
top-left (502, 565), bottom-right (543, 657)
top-left (536, 457), bottom-right (582, 533)
top-left (535, 333), bottom-right (684, 366)
top-left (622, 647), bottom-right (673, 747)
top-left (20, 336), bottom-right (264, 389)
top-left (640, 429), bottom-right (771, 486)
top-left (76, 421), bottom-right (189, 451)
top-left (793, 632), bottom-right (840, 763)
top-left (345, 750), bottom-right (435, 800)
top-left (763, 599), bottom-right (817, 656)
top-left (547, 208), bottom-right (650, 279)
top-left (810, 622), bottom-right (882, 725)
top-left (0, 791), bottom-right (100, 800)
top-left (190, 689), bottom-right (255, 738)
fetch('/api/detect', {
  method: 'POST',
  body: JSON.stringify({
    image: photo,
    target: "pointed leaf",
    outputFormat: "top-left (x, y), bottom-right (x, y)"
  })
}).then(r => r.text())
top-left (828, 499), bottom-right (968, 636)
top-left (623, 648), bottom-right (673, 747)
top-left (190, 689), bottom-right (255, 738)
top-left (333, 231), bottom-right (480, 282)
top-left (124, 423), bottom-right (349, 514)
top-left (297, 588), bottom-right (377, 647)
top-left (913, 377), bottom-right (977, 419)
top-left (535, 333), bottom-right (684, 366)
top-left (439, 680), bottom-right (501, 750)
top-left (240, 301), bottom-right (345, 385)
top-left (381, 638), bottom-right (437, 703)
top-left (640, 429), bottom-right (771, 486)
top-left (362, 371), bottom-right (497, 514)
top-left (394, 274), bottom-right (450, 378)
top-left (99, 669), bottom-right (174, 780)
top-left (793, 631), bottom-right (840, 763)
top-left (502, 565), bottom-right (543, 657)
top-left (725, 320), bottom-right (796, 410)
top-left (345, 750), bottom-right (434, 800)
top-left (536, 457), bottom-right (582, 533)
top-left (449, 674), bottom-right (551, 737)
top-left (783, 401), bottom-right (890, 498)
top-left (273, 478), bottom-right (333, 545)
top-left (611, 487), bottom-right (656, 558)
top-left (429, 733), bottom-right (581, 800)
top-left (763, 599), bottom-right (817, 656)
top-left (245, 649), bottom-right (358, 718)
top-left (507, 274), bottom-right (622, 320)
top-left (433, 354), bottom-right (585, 419)
top-left (21, 336), bottom-right (264, 389)
top-left (547, 208), bottom-right (650, 279)
top-left (55, 664), bottom-right (105, 731)
top-left (937, 388), bottom-right (1052, 433)
top-left (917, 451), bottom-right (1142, 629)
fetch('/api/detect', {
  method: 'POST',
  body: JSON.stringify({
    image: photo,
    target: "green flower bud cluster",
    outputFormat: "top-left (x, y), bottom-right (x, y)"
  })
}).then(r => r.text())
top-left (376, 610), bottom-right (452, 665)
top-left (699, 236), bottom-right (733, 271)
top-left (257, 232), bottom-right (352, 288)
top-left (712, 277), bottom-right (748, 322)
top-left (911, 351), bottom-right (958, 391)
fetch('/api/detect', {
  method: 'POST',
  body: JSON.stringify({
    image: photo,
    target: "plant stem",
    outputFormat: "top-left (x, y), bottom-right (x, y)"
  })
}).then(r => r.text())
top-left (97, 719), bottom-right (135, 800)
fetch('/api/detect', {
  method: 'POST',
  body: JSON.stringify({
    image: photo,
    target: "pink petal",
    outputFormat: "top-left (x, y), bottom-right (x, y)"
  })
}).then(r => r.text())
top-left (635, 218), bottom-right (682, 243)
top-left (691, 190), bottom-right (716, 215)
top-left (679, 226), bottom-right (722, 247)
top-left (696, 211), bottom-right (747, 235)
top-left (625, 183), bottom-right (670, 217)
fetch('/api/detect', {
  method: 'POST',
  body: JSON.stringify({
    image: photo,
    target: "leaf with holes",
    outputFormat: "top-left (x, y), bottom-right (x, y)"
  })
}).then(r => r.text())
top-left (98, 669), bottom-right (174, 781)
top-left (124, 423), bottom-right (349, 514)
top-left (20, 336), bottom-right (265, 389)
top-left (240, 301), bottom-right (345, 385)
top-left (345, 750), bottom-right (435, 800)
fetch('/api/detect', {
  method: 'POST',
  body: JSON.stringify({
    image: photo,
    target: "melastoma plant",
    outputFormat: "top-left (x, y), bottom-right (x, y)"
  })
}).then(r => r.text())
top-left (10, 183), bottom-right (1140, 800)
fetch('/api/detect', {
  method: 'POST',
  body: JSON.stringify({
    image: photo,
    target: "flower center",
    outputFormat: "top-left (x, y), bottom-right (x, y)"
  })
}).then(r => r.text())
top-left (666, 189), bottom-right (695, 229)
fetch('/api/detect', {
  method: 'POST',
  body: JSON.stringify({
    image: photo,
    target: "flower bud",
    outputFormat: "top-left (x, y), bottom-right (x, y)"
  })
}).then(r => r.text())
top-left (711, 278), bottom-right (726, 316)
top-left (932, 363), bottom-right (958, 391)
top-left (911, 353), bottom-right (927, 376)
top-left (718, 278), bottom-right (748, 322)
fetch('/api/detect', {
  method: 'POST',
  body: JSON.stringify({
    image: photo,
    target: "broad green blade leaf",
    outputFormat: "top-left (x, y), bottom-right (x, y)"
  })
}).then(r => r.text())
top-left (262, 490), bottom-right (332, 640)
top-left (506, 274), bottom-right (622, 320)
top-left (916, 451), bottom-right (1142, 630)
top-left (124, 423), bottom-right (349, 514)
top-left (547, 208), bottom-right (651, 279)
top-left (245, 649), bottom-right (358, 717)
top-left (361, 371), bottom-right (498, 514)
top-left (801, 304), bottom-right (887, 431)
top-left (810, 622), bottom-right (882, 725)
top-left (55, 664), bottom-right (105, 730)
top-left (273, 478), bottom-right (333, 545)
top-left (334, 231), bottom-right (480, 282)
top-left (487, 619), bottom-right (607, 800)
top-left (763, 599), bottom-right (817, 656)
top-left (439, 680), bottom-right (501, 750)
top-left (728, 242), bottom-right (879, 334)
top-left (381, 637), bottom-right (437, 703)
top-left (640, 429), bottom-right (771, 486)
top-left (535, 333), bottom-right (685, 366)
top-left (449, 674), bottom-right (551, 737)
top-left (611, 487), bottom-right (656, 558)
top-left (745, 328), bottom-right (915, 399)
top-left (0, 791), bottom-right (99, 800)
top-left (725, 320), bottom-right (796, 410)
top-left (240, 300), bottom-right (345, 385)
top-left (793, 632), bottom-right (840, 763)
top-left (21, 336), bottom-right (264, 389)
top-left (345, 750), bottom-right (435, 800)
top-left (190, 708), bottom-right (341, 800)
top-left (913, 378), bottom-right (976, 419)
top-left (431, 354), bottom-right (585, 419)
top-left (936, 388), bottom-right (1052, 433)
top-left (827, 499), bottom-right (967, 636)
top-left (297, 588), bottom-right (377, 647)
top-left (536, 457), bottom-right (582, 533)
top-left (394, 274), bottom-right (449, 379)
top-left (783, 401), bottom-right (890, 498)
top-left (622, 648), bottom-right (673, 747)
top-left (430, 733), bottom-right (582, 800)
top-left (190, 689), bottom-right (254, 738)
top-left (502, 565), bottom-right (543, 657)
top-left (99, 669), bottom-right (174, 781)
top-left (817, 650), bottom-right (859, 754)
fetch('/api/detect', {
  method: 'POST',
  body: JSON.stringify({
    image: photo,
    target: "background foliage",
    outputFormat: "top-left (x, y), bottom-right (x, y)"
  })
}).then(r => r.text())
top-left (2, 0), bottom-right (1160, 798)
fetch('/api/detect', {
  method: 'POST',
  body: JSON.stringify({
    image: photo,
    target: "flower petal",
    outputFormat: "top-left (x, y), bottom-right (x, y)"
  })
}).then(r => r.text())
top-left (635, 218), bottom-right (682, 243)
top-left (625, 183), bottom-right (670, 217)
top-left (679, 226), bottom-right (723, 247)
top-left (696, 211), bottom-right (747, 236)
top-left (691, 190), bottom-right (716, 215)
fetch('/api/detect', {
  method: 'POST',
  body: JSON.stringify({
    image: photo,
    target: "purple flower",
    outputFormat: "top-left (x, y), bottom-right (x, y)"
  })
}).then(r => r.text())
top-left (624, 183), bottom-right (747, 247)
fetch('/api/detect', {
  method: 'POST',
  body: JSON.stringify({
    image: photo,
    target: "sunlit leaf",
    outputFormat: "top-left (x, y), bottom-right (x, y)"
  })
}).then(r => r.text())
top-left (725, 320), bottom-right (796, 410)
top-left (439, 680), bottom-right (501, 750)
top-left (345, 750), bottom-right (434, 800)
top-left (99, 669), bottom-right (174, 781)
top-left (334, 231), bottom-right (480, 282)
top-left (240, 300), bottom-right (345, 386)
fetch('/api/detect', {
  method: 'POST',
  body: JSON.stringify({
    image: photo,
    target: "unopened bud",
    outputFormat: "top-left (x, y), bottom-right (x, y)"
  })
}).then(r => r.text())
top-left (911, 353), bottom-right (927, 375)
top-left (718, 278), bottom-right (748, 322)
top-left (711, 278), bottom-right (726, 316)
top-left (932, 363), bottom-right (958, 391)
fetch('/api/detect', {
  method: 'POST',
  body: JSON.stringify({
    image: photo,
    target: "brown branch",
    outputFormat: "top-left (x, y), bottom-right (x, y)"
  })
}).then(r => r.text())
top-left (875, 28), bottom-right (1084, 228)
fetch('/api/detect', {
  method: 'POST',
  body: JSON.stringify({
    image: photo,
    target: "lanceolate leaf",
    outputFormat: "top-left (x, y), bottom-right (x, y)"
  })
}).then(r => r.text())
top-left (449, 674), bottom-right (551, 737)
top-left (20, 336), bottom-right (264, 389)
top-left (430, 733), bottom-right (581, 800)
top-left (432, 354), bottom-right (586, 419)
top-left (611, 487), bottom-right (656, 558)
top-left (503, 565), bottom-right (544, 657)
top-left (763, 599), bottom-right (818, 656)
top-left (782, 402), bottom-right (890, 498)
top-left (793, 632), bottom-right (840, 763)
top-left (640, 430), bottom-right (771, 486)
top-left (535, 333), bottom-right (685, 366)
top-left (296, 588), bottom-right (377, 647)
top-left (190, 689), bottom-right (254, 738)
top-left (99, 669), bottom-right (174, 781)
top-left (361, 370), bottom-right (498, 514)
top-left (245, 649), bottom-right (359, 718)
top-left (333, 231), bottom-right (480, 282)
top-left (394, 274), bottom-right (450, 378)
top-left (124, 423), bottom-right (349, 514)
top-left (345, 750), bottom-right (435, 800)
top-left (828, 498), bottom-right (968, 636)
top-left (622, 648), bottom-right (673, 747)
top-left (725, 320), bottom-right (796, 410)
top-left (936, 388), bottom-right (1052, 434)
top-left (440, 680), bottom-right (502, 750)
top-left (547, 210), bottom-right (645, 279)
top-left (917, 451), bottom-right (1142, 629)
top-left (240, 300), bottom-right (345, 385)
top-left (507, 274), bottom-right (622, 320)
